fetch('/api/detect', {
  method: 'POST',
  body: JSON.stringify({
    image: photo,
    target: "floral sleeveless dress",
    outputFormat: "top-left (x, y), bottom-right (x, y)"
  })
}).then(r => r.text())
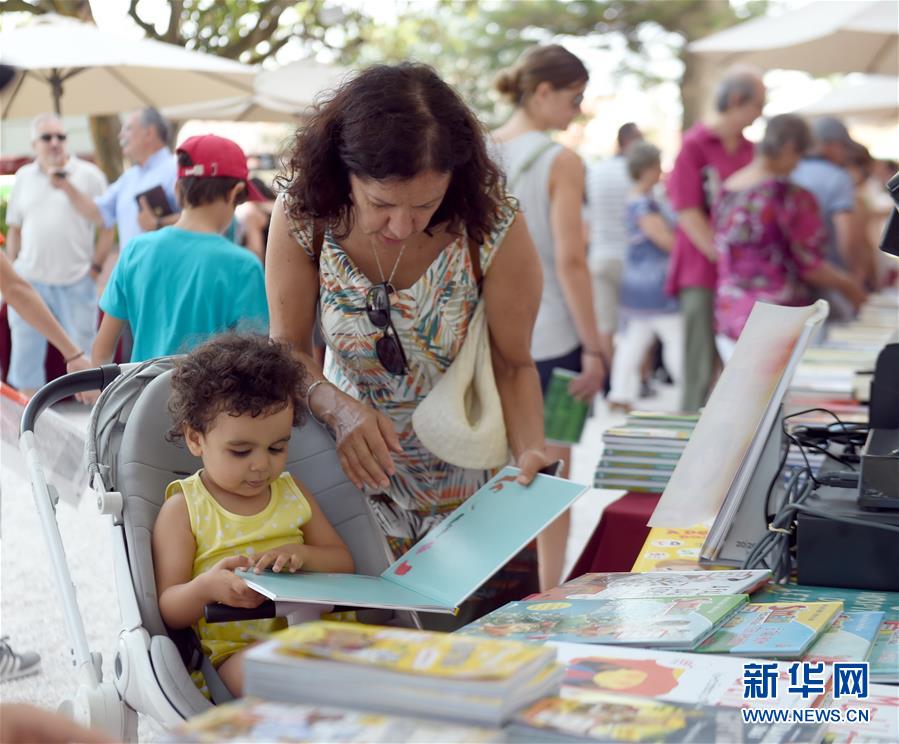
top-left (283, 196), bottom-right (524, 553)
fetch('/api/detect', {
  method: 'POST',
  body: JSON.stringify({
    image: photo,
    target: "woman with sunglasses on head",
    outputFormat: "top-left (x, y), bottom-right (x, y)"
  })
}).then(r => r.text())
top-left (491, 45), bottom-right (611, 589)
top-left (266, 63), bottom-right (557, 625)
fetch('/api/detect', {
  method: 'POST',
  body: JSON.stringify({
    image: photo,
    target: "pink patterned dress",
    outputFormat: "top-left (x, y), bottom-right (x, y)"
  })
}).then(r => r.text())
top-left (713, 179), bottom-right (825, 340)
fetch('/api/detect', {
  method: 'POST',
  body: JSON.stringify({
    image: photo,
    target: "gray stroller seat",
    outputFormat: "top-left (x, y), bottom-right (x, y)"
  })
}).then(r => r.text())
top-left (107, 364), bottom-right (403, 719)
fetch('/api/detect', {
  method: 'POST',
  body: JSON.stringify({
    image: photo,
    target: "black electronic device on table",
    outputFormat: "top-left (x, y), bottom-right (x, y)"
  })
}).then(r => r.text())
top-left (878, 170), bottom-right (899, 257)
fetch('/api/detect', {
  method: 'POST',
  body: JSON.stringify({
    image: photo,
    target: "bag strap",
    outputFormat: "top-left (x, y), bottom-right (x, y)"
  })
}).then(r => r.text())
top-left (468, 237), bottom-right (482, 291)
top-left (311, 220), bottom-right (324, 261)
top-left (509, 139), bottom-right (556, 191)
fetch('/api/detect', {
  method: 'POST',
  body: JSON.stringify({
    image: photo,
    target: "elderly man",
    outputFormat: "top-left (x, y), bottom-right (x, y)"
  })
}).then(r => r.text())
top-left (57, 107), bottom-right (178, 250)
top-left (791, 118), bottom-right (861, 291)
top-left (666, 68), bottom-right (765, 412)
top-left (5, 113), bottom-right (109, 394)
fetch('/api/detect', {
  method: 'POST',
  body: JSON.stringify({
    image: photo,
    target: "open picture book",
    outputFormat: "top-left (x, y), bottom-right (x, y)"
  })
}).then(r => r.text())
top-left (238, 467), bottom-right (589, 614)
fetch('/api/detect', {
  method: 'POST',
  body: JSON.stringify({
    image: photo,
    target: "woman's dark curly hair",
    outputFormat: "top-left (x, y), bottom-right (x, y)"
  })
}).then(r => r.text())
top-left (167, 333), bottom-right (307, 441)
top-left (276, 63), bottom-right (505, 244)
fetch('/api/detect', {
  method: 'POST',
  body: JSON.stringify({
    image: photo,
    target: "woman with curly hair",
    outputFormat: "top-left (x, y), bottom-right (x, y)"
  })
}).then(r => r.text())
top-left (266, 63), bottom-right (555, 625)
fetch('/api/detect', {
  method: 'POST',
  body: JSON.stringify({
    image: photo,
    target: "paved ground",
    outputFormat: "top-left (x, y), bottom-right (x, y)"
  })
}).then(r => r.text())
top-left (0, 383), bottom-right (677, 739)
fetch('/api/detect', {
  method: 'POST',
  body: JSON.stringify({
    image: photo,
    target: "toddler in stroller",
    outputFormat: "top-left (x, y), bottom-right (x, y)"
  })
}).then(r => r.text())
top-left (20, 336), bottom-right (409, 740)
top-left (153, 334), bottom-right (354, 697)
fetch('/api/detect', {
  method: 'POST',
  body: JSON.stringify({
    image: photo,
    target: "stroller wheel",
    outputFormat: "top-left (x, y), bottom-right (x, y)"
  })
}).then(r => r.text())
top-left (58, 683), bottom-right (138, 742)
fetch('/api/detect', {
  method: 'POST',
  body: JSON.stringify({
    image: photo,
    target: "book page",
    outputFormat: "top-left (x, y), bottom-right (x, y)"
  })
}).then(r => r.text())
top-left (382, 467), bottom-right (588, 608)
top-left (649, 301), bottom-right (827, 527)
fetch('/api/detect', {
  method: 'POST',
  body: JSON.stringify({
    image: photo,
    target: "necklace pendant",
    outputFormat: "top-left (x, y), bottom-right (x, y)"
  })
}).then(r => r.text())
top-left (384, 282), bottom-right (396, 296)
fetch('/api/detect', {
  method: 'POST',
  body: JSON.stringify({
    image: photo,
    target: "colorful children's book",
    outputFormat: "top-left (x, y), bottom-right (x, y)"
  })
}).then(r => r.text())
top-left (508, 694), bottom-right (824, 743)
top-left (243, 622), bottom-right (562, 727)
top-left (750, 583), bottom-right (899, 623)
top-left (551, 642), bottom-right (824, 710)
top-left (163, 698), bottom-right (502, 743)
top-left (239, 467), bottom-right (587, 613)
top-left (869, 619), bottom-right (899, 684)
top-left (631, 526), bottom-right (710, 572)
top-left (803, 611), bottom-right (885, 664)
top-left (528, 571), bottom-right (771, 602)
top-left (697, 601), bottom-right (843, 659)
top-left (544, 368), bottom-right (590, 445)
top-left (459, 595), bottom-right (747, 649)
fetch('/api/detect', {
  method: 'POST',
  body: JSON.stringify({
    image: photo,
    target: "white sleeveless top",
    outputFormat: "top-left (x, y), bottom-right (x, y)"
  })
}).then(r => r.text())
top-left (490, 131), bottom-right (580, 360)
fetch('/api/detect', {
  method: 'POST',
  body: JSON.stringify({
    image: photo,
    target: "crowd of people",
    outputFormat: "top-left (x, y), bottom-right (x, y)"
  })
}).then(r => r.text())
top-left (0, 47), bottom-right (896, 713)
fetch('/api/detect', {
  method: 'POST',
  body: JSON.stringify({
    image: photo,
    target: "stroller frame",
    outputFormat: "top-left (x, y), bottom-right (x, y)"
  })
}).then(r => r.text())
top-left (20, 360), bottom-right (409, 740)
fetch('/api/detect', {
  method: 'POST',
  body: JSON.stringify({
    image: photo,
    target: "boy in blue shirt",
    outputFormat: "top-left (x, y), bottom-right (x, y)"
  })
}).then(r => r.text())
top-left (92, 135), bottom-right (269, 365)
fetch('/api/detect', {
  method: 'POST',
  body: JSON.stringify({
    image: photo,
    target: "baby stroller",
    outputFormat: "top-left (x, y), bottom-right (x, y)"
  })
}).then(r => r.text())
top-left (20, 358), bottom-right (412, 740)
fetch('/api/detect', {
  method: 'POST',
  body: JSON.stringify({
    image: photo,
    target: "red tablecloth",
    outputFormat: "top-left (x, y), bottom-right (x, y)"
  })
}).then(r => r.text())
top-left (567, 491), bottom-right (662, 578)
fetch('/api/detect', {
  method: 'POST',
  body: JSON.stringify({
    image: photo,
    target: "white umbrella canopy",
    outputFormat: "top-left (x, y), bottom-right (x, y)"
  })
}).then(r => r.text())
top-left (797, 75), bottom-right (899, 121)
top-left (161, 60), bottom-right (351, 123)
top-left (0, 14), bottom-right (256, 119)
top-left (689, 0), bottom-right (899, 76)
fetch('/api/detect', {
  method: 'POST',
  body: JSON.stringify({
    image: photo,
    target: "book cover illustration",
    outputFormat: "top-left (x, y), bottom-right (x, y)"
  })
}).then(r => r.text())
top-left (164, 698), bottom-right (502, 743)
top-left (510, 694), bottom-right (823, 743)
top-left (550, 642), bottom-right (822, 711)
top-left (238, 467), bottom-right (587, 613)
top-left (529, 571), bottom-right (770, 602)
top-left (459, 595), bottom-right (747, 648)
top-left (869, 619), bottom-right (899, 683)
top-left (751, 583), bottom-right (899, 623)
top-left (804, 611), bottom-right (885, 665)
top-left (631, 526), bottom-right (710, 573)
top-left (267, 622), bottom-right (553, 682)
top-left (698, 602), bottom-right (843, 658)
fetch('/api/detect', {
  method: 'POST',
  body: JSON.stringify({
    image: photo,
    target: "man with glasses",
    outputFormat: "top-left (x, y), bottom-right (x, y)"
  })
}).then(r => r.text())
top-left (56, 107), bottom-right (178, 252)
top-left (5, 113), bottom-right (109, 394)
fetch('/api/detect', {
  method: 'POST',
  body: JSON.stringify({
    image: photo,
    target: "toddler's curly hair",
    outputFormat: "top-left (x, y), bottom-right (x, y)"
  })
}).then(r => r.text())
top-left (168, 333), bottom-right (307, 441)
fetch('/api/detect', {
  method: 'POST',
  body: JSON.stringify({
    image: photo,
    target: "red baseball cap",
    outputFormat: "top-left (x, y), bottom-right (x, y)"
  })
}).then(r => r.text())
top-left (176, 134), bottom-right (266, 201)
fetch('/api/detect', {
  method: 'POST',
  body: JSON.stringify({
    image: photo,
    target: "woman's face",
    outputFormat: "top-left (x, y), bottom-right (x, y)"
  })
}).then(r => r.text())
top-left (531, 80), bottom-right (587, 131)
top-left (349, 170), bottom-right (452, 248)
top-left (771, 141), bottom-right (803, 176)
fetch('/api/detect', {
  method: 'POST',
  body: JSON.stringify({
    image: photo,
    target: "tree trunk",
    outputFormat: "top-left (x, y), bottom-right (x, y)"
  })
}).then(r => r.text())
top-left (88, 116), bottom-right (123, 183)
top-left (679, 50), bottom-right (709, 131)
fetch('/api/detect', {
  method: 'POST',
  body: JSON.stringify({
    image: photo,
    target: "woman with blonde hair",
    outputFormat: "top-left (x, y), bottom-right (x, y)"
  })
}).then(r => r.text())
top-left (491, 44), bottom-right (610, 589)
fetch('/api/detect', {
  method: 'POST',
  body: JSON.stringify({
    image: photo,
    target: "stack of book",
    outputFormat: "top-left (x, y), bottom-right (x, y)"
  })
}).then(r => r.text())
top-left (460, 571), bottom-right (775, 650)
top-left (507, 694), bottom-right (826, 743)
top-left (243, 621), bottom-right (563, 726)
top-left (163, 698), bottom-right (502, 743)
top-left (594, 412), bottom-right (697, 493)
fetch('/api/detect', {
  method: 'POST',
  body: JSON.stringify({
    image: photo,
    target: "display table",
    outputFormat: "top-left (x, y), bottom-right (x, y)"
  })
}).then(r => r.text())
top-left (567, 491), bottom-right (661, 578)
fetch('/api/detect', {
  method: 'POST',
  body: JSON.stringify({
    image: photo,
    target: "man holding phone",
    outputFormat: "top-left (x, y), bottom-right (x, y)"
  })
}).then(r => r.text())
top-left (55, 107), bottom-right (178, 251)
top-left (5, 113), bottom-right (110, 395)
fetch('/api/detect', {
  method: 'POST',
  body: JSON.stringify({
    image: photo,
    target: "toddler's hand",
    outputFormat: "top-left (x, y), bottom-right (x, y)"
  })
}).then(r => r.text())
top-left (207, 555), bottom-right (266, 608)
top-left (250, 546), bottom-right (305, 574)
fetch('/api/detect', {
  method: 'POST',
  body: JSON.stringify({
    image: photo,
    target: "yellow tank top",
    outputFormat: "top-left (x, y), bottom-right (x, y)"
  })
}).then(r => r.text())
top-left (165, 470), bottom-right (312, 666)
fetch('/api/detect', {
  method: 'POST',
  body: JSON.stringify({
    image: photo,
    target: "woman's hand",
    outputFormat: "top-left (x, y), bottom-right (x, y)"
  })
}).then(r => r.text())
top-left (567, 351), bottom-right (607, 401)
top-left (313, 384), bottom-right (403, 491)
top-left (515, 448), bottom-right (559, 486)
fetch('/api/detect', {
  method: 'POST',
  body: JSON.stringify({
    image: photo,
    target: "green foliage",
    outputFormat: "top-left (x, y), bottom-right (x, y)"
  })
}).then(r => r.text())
top-left (125, 0), bottom-right (371, 66)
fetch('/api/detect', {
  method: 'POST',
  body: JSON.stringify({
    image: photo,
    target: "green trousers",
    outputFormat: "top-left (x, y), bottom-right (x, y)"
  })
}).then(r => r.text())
top-left (679, 286), bottom-right (716, 412)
